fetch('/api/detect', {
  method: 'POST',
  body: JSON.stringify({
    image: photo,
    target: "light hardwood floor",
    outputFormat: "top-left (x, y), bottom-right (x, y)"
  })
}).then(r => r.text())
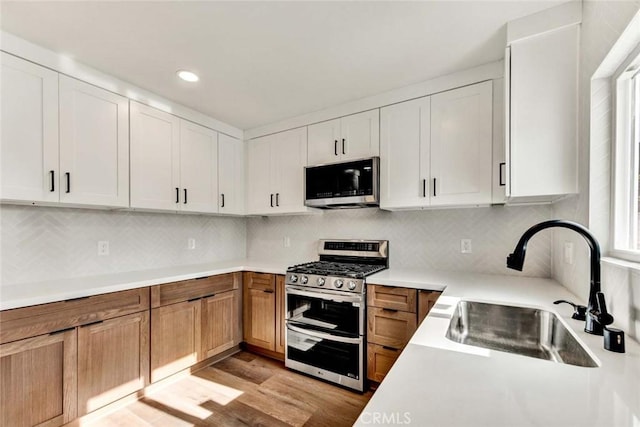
top-left (83, 351), bottom-right (373, 426)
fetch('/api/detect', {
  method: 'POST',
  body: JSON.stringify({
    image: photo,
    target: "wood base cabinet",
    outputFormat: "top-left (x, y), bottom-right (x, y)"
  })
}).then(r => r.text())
top-left (202, 290), bottom-right (242, 358)
top-left (242, 272), bottom-right (285, 357)
top-left (77, 311), bottom-right (149, 416)
top-left (0, 329), bottom-right (77, 427)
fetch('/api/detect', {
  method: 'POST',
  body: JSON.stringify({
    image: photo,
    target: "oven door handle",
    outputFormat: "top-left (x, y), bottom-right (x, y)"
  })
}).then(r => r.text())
top-left (286, 323), bottom-right (362, 345)
top-left (285, 286), bottom-right (364, 304)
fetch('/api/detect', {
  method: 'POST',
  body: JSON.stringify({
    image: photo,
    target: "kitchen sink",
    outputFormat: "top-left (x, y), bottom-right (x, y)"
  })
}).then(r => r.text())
top-left (445, 300), bottom-right (598, 367)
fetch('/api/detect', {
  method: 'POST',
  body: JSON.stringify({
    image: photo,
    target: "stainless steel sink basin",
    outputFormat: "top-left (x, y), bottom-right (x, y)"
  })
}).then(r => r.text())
top-left (445, 300), bottom-right (598, 367)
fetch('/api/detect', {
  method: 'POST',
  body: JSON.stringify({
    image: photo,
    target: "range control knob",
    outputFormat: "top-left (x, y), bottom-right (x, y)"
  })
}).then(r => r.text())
top-left (300, 275), bottom-right (308, 284)
top-left (290, 274), bottom-right (298, 283)
top-left (317, 277), bottom-right (326, 286)
top-left (347, 281), bottom-right (357, 291)
top-left (334, 279), bottom-right (344, 289)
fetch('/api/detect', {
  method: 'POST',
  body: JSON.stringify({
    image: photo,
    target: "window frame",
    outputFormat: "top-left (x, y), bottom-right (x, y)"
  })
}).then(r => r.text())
top-left (611, 44), bottom-right (640, 262)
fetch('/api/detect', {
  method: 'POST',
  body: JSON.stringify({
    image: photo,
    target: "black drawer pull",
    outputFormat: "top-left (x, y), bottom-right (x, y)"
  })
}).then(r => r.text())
top-left (381, 308), bottom-right (399, 313)
top-left (263, 289), bottom-right (275, 294)
top-left (195, 276), bottom-right (209, 280)
top-left (64, 296), bottom-right (90, 303)
top-left (50, 327), bottom-right (74, 336)
top-left (81, 320), bottom-right (104, 328)
top-left (382, 345), bottom-right (399, 352)
top-left (202, 293), bottom-right (216, 299)
top-left (188, 296), bottom-right (201, 302)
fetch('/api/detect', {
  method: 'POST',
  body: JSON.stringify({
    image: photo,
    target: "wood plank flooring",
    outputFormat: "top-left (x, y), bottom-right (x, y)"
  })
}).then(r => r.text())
top-left (84, 351), bottom-right (373, 427)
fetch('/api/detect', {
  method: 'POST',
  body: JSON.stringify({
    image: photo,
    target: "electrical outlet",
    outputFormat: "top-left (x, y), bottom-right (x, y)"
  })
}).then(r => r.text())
top-left (461, 239), bottom-right (472, 254)
top-left (97, 241), bottom-right (109, 256)
top-left (563, 242), bottom-right (574, 265)
top-left (188, 238), bottom-right (196, 250)
top-left (283, 236), bottom-right (291, 248)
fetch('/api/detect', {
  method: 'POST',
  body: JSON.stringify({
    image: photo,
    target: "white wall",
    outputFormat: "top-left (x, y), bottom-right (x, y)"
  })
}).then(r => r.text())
top-left (247, 205), bottom-right (552, 277)
top-left (0, 205), bottom-right (246, 285)
top-left (552, 0), bottom-right (640, 339)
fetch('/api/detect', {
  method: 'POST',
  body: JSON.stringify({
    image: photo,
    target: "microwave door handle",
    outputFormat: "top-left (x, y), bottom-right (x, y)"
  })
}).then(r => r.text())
top-left (285, 286), bottom-right (363, 304)
top-left (286, 323), bottom-right (361, 344)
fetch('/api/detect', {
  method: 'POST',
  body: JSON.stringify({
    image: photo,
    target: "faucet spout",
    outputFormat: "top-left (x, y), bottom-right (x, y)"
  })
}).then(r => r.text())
top-left (506, 220), bottom-right (604, 335)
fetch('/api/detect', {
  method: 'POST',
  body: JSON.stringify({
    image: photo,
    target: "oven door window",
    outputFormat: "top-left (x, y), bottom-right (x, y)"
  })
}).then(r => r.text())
top-left (286, 325), bottom-right (361, 379)
top-left (286, 291), bottom-right (361, 336)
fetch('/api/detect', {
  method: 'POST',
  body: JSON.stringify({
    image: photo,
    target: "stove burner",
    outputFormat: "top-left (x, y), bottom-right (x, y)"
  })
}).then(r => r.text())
top-left (287, 261), bottom-right (386, 279)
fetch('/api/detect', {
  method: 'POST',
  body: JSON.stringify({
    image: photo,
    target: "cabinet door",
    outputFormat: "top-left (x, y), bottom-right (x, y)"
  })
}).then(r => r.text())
top-left (307, 118), bottom-right (341, 165)
top-left (1, 52), bottom-right (59, 203)
top-left (271, 127), bottom-right (308, 213)
top-left (246, 135), bottom-right (273, 215)
top-left (0, 329), bottom-right (77, 427)
top-left (202, 291), bottom-right (237, 358)
top-left (340, 110), bottom-right (380, 161)
top-left (509, 25), bottom-right (578, 198)
top-left (77, 311), bottom-right (149, 415)
top-left (380, 97), bottom-right (430, 209)
top-left (367, 343), bottom-right (400, 382)
top-left (130, 101), bottom-right (180, 211)
top-left (59, 76), bottom-right (129, 207)
top-left (418, 290), bottom-right (441, 325)
top-left (150, 300), bottom-right (201, 383)
top-left (492, 78), bottom-right (507, 204)
top-left (218, 134), bottom-right (245, 215)
top-left (243, 274), bottom-right (276, 351)
top-left (275, 275), bottom-right (286, 355)
top-left (430, 81), bottom-right (493, 206)
top-left (179, 120), bottom-right (218, 213)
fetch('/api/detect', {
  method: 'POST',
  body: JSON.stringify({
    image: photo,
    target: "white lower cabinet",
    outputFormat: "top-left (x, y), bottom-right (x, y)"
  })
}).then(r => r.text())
top-left (1, 53), bottom-right (129, 208)
top-left (247, 127), bottom-right (309, 215)
top-left (380, 81), bottom-right (493, 210)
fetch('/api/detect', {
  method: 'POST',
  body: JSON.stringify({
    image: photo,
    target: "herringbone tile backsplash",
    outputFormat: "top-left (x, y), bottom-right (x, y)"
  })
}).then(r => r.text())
top-left (247, 205), bottom-right (552, 277)
top-left (0, 205), bottom-right (246, 285)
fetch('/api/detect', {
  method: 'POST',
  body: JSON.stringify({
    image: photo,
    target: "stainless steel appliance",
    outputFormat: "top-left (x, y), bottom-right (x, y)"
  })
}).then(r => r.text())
top-left (284, 239), bottom-right (389, 391)
top-left (304, 157), bottom-right (379, 208)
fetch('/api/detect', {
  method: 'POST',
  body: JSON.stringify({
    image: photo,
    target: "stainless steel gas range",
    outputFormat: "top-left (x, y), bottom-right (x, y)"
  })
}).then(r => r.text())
top-left (284, 239), bottom-right (389, 392)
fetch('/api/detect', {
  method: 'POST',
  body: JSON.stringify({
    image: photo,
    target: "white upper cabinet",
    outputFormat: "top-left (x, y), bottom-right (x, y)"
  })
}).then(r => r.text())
top-left (430, 81), bottom-right (493, 206)
top-left (179, 121), bottom-right (218, 214)
top-left (218, 134), bottom-right (245, 215)
top-left (131, 102), bottom-right (222, 214)
top-left (246, 127), bottom-right (309, 215)
top-left (130, 101), bottom-right (181, 211)
top-left (380, 97), bottom-right (431, 209)
top-left (59, 76), bottom-right (129, 207)
top-left (380, 81), bottom-right (493, 210)
top-left (506, 25), bottom-right (578, 202)
top-left (1, 52), bottom-right (59, 203)
top-left (307, 110), bottom-right (379, 165)
top-left (1, 53), bottom-right (129, 208)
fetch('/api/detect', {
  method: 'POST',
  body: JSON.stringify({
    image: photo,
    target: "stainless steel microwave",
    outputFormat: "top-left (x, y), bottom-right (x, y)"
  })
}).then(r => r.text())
top-left (304, 157), bottom-right (379, 209)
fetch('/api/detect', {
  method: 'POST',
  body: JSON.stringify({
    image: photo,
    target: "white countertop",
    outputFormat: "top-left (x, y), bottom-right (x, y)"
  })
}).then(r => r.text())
top-left (358, 269), bottom-right (640, 427)
top-left (0, 259), bottom-right (287, 310)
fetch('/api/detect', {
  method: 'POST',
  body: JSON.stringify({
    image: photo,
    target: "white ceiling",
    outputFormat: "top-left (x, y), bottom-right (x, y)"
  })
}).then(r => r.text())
top-left (1, 1), bottom-right (565, 130)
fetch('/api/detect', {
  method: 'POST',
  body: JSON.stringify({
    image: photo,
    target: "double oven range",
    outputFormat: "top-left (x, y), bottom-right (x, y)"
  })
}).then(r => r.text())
top-left (284, 239), bottom-right (389, 392)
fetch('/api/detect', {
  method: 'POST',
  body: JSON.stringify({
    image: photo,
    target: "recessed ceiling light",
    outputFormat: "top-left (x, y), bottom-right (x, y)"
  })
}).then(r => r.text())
top-left (177, 70), bottom-right (199, 82)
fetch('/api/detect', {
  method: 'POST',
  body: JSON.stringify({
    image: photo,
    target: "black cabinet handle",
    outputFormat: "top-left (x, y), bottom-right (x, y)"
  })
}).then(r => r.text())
top-left (263, 289), bottom-right (275, 294)
top-left (276, 193), bottom-right (280, 207)
top-left (270, 193), bottom-right (274, 207)
top-left (49, 170), bottom-right (55, 192)
top-left (382, 345), bottom-right (399, 352)
top-left (221, 193), bottom-right (225, 208)
top-left (342, 138), bottom-right (346, 155)
top-left (50, 327), bottom-right (74, 336)
top-left (176, 187), bottom-right (180, 203)
top-left (65, 172), bottom-right (70, 193)
top-left (334, 140), bottom-right (338, 156)
top-left (80, 320), bottom-right (104, 328)
top-left (422, 179), bottom-right (426, 197)
top-left (382, 308), bottom-right (398, 313)
top-left (499, 162), bottom-right (506, 186)
top-left (433, 178), bottom-right (437, 197)
top-left (184, 188), bottom-right (187, 204)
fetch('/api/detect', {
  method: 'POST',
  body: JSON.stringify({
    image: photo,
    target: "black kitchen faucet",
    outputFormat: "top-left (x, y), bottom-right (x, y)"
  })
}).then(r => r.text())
top-left (506, 219), bottom-right (612, 336)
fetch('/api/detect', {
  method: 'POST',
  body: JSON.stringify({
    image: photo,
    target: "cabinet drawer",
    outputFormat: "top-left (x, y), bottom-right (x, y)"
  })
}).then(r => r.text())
top-left (418, 290), bottom-right (442, 324)
top-left (367, 307), bottom-right (417, 349)
top-left (151, 272), bottom-right (240, 308)
top-left (367, 343), bottom-right (401, 382)
top-left (243, 272), bottom-right (275, 292)
top-left (367, 284), bottom-right (417, 312)
top-left (0, 287), bottom-right (150, 344)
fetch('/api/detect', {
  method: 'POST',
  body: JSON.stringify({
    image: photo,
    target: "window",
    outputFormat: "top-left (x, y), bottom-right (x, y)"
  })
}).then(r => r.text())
top-left (613, 47), bottom-right (640, 260)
